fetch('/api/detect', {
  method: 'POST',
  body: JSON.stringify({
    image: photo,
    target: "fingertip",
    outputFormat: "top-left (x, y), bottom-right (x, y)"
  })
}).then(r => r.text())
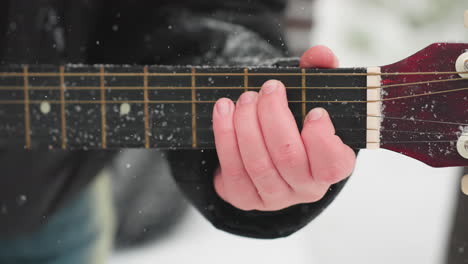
top-left (213, 98), bottom-right (236, 142)
top-left (237, 91), bottom-right (259, 105)
top-left (305, 107), bottom-right (326, 122)
top-left (215, 97), bottom-right (232, 105)
top-left (214, 98), bottom-right (234, 117)
top-left (260, 79), bottom-right (285, 95)
top-left (303, 107), bottom-right (335, 135)
top-left (263, 79), bottom-right (285, 87)
top-left (300, 45), bottom-right (339, 69)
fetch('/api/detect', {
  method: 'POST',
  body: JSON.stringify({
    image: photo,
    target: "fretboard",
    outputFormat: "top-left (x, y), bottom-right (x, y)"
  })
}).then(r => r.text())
top-left (0, 65), bottom-right (367, 150)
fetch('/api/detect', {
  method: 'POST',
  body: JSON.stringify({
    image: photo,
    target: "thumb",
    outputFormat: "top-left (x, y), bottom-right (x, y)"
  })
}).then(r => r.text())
top-left (300, 45), bottom-right (339, 69)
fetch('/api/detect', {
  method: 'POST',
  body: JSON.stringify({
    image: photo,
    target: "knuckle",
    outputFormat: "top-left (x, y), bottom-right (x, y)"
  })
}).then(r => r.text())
top-left (258, 182), bottom-right (289, 198)
top-left (292, 180), bottom-right (317, 191)
top-left (275, 142), bottom-right (302, 168)
top-left (295, 185), bottom-right (329, 203)
top-left (301, 122), bottom-right (320, 134)
top-left (245, 160), bottom-right (291, 197)
top-left (246, 159), bottom-right (276, 177)
top-left (318, 164), bottom-right (348, 184)
top-left (235, 134), bottom-right (255, 148)
top-left (259, 185), bottom-right (284, 197)
top-left (215, 124), bottom-right (234, 137)
top-left (234, 104), bottom-right (254, 121)
top-left (223, 165), bottom-right (246, 183)
top-left (234, 108), bottom-right (249, 121)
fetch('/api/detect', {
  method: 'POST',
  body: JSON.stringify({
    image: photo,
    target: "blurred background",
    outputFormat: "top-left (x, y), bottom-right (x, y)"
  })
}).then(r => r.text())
top-left (110, 0), bottom-right (467, 263)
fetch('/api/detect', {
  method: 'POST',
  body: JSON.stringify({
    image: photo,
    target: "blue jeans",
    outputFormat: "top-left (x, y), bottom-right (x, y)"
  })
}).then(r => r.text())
top-left (0, 174), bottom-right (115, 264)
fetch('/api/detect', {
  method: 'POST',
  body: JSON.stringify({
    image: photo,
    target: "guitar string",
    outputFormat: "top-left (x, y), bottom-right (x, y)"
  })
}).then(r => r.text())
top-left (0, 69), bottom-right (466, 150)
top-left (346, 129), bottom-right (459, 137)
top-left (171, 111), bottom-right (467, 128)
top-left (8, 141), bottom-right (461, 146)
top-left (1, 114), bottom-right (463, 145)
top-left (102, 119), bottom-right (461, 136)
top-left (0, 70), bottom-right (467, 77)
top-left (0, 86), bottom-right (466, 105)
top-left (0, 75), bottom-right (466, 91)
top-left (377, 140), bottom-right (460, 144)
top-left (102, 113), bottom-right (461, 136)
top-left (152, 126), bottom-right (462, 137)
top-left (368, 115), bottom-right (468, 126)
top-left (163, 127), bottom-right (463, 138)
top-left (0, 86), bottom-right (466, 128)
top-left (192, 140), bottom-right (460, 144)
top-left (1, 98), bottom-right (465, 130)
top-left (0, 72), bottom-right (466, 140)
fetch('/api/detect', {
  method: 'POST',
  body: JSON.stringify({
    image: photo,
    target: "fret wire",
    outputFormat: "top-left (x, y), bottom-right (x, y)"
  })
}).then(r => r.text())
top-left (59, 66), bottom-right (67, 150)
top-left (191, 68), bottom-right (197, 148)
top-left (23, 66), bottom-right (31, 149)
top-left (301, 68), bottom-right (306, 123)
top-left (244, 68), bottom-right (249, 92)
top-left (143, 66), bottom-right (150, 149)
top-left (1, 71), bottom-right (467, 77)
top-left (100, 66), bottom-right (107, 149)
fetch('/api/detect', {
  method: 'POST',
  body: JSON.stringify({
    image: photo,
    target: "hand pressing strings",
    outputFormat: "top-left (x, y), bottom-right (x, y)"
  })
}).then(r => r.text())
top-left (212, 45), bottom-right (356, 211)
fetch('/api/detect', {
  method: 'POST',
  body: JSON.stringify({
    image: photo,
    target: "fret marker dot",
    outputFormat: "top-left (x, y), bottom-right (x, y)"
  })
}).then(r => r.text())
top-left (40, 101), bottom-right (51, 114)
top-left (120, 103), bottom-right (131, 116)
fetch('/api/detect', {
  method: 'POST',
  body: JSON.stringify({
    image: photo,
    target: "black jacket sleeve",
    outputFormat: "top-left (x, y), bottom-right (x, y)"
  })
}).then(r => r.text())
top-left (161, 0), bottom-right (351, 239)
top-left (168, 150), bottom-right (349, 239)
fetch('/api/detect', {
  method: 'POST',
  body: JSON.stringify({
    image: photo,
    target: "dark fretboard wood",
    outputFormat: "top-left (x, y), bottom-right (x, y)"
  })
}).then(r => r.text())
top-left (0, 65), bottom-right (367, 150)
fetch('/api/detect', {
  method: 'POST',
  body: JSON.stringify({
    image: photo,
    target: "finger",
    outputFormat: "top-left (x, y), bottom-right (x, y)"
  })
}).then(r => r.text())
top-left (301, 108), bottom-right (356, 184)
top-left (213, 168), bottom-right (227, 201)
top-left (257, 80), bottom-right (320, 193)
top-left (300, 45), bottom-right (339, 69)
top-left (234, 91), bottom-right (291, 204)
top-left (212, 98), bottom-right (262, 210)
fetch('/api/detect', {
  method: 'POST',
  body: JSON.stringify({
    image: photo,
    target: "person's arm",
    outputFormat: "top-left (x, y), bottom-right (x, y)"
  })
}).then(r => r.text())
top-left (164, 0), bottom-right (356, 238)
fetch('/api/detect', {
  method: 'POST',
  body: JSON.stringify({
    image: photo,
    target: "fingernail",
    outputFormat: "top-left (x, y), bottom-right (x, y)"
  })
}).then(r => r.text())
top-left (239, 92), bottom-right (257, 105)
top-left (216, 99), bottom-right (231, 116)
top-left (261, 80), bottom-right (280, 94)
top-left (306, 108), bottom-right (324, 121)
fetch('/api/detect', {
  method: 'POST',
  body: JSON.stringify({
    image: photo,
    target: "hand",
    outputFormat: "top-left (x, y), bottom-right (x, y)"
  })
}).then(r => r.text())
top-left (212, 46), bottom-right (356, 211)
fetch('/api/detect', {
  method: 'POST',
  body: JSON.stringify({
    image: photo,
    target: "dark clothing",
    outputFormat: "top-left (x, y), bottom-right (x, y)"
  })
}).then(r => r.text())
top-left (0, 0), bottom-right (347, 239)
top-left (445, 167), bottom-right (468, 263)
top-left (0, 175), bottom-right (114, 264)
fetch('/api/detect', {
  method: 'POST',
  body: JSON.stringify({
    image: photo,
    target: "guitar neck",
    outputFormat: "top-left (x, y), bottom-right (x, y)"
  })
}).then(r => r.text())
top-left (0, 64), bottom-right (368, 150)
